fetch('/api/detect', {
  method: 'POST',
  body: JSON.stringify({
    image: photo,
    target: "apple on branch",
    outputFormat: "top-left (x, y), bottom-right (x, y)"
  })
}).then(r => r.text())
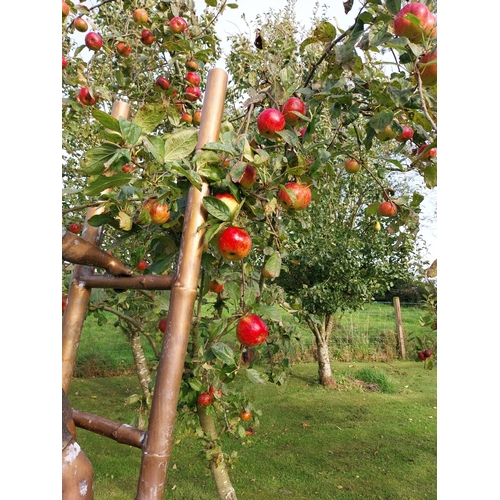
top-left (278, 182), bottom-right (312, 210)
top-left (257, 108), bottom-right (286, 139)
top-left (217, 227), bottom-right (252, 261)
top-left (281, 97), bottom-right (306, 127)
top-left (236, 314), bottom-right (269, 346)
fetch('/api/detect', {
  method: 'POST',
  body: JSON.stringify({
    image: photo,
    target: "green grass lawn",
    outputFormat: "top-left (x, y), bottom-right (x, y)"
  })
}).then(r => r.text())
top-left (70, 360), bottom-right (436, 499)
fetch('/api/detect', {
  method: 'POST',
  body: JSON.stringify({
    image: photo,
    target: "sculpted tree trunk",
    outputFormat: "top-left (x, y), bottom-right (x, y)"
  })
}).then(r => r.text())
top-left (306, 313), bottom-right (337, 387)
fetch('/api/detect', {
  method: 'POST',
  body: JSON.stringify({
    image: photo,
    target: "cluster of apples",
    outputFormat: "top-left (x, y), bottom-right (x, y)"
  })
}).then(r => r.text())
top-left (417, 349), bottom-right (432, 361)
top-left (393, 2), bottom-right (437, 87)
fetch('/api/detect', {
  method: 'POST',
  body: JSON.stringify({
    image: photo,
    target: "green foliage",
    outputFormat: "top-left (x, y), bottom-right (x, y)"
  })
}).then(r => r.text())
top-left (352, 366), bottom-right (396, 393)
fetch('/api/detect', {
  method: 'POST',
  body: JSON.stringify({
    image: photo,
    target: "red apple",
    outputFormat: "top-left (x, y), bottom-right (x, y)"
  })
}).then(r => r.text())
top-left (62, 1), bottom-right (70, 17)
top-left (121, 164), bottom-right (134, 173)
top-left (68, 222), bottom-right (82, 234)
top-left (239, 410), bottom-right (252, 421)
top-left (425, 12), bottom-right (437, 38)
top-left (141, 29), bottom-right (155, 45)
top-left (184, 86), bottom-right (201, 101)
top-left (185, 59), bottom-right (199, 71)
top-left (193, 110), bottom-right (202, 126)
top-left (185, 72), bottom-right (201, 86)
top-left (417, 144), bottom-right (437, 159)
top-left (278, 182), bottom-right (312, 210)
top-left (417, 48), bottom-right (437, 86)
top-left (238, 164), bottom-right (257, 189)
top-left (393, 2), bottom-right (433, 42)
top-left (197, 392), bottom-right (213, 406)
top-left (133, 8), bottom-right (148, 25)
top-left (85, 32), bottom-right (103, 51)
top-left (209, 280), bottom-right (224, 293)
top-left (169, 16), bottom-right (188, 34)
top-left (423, 349), bottom-right (432, 358)
top-left (215, 193), bottom-right (239, 218)
top-left (116, 41), bottom-right (131, 57)
top-left (378, 201), bottom-right (398, 217)
top-left (344, 159), bottom-right (360, 174)
top-left (396, 125), bottom-right (414, 142)
top-left (74, 17), bottom-right (88, 33)
top-left (417, 351), bottom-right (426, 361)
top-left (155, 76), bottom-right (170, 91)
top-left (62, 56), bottom-right (68, 69)
top-left (158, 317), bottom-right (167, 333)
top-left (62, 294), bottom-right (68, 313)
top-left (236, 314), bottom-right (269, 346)
top-left (137, 260), bottom-right (149, 270)
top-left (181, 112), bottom-right (192, 124)
top-left (257, 108), bottom-right (286, 139)
top-left (209, 385), bottom-right (223, 397)
top-left (282, 97), bottom-right (306, 126)
top-left (77, 87), bottom-right (96, 106)
top-left (217, 227), bottom-right (252, 261)
top-left (148, 201), bottom-right (170, 224)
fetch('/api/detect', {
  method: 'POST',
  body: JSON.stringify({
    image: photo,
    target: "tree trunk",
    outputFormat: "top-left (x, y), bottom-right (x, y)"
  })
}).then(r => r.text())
top-left (128, 328), bottom-right (152, 403)
top-left (307, 314), bottom-right (337, 387)
top-left (197, 404), bottom-right (238, 500)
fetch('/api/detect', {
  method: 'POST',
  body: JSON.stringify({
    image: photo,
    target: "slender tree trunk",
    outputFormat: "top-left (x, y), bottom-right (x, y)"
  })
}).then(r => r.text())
top-left (197, 404), bottom-right (238, 500)
top-left (307, 314), bottom-right (337, 387)
top-left (128, 327), bottom-right (152, 403)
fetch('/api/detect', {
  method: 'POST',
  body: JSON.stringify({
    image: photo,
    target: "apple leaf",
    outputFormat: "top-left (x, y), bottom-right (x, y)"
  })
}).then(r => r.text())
top-left (253, 304), bottom-right (282, 324)
top-left (115, 211), bottom-right (133, 231)
top-left (426, 259), bottom-right (437, 278)
top-left (81, 144), bottom-right (121, 175)
top-left (365, 202), bottom-right (380, 216)
top-left (92, 109), bottom-right (120, 132)
top-left (164, 129), bottom-right (198, 162)
top-left (188, 379), bottom-right (204, 392)
top-left (84, 172), bottom-right (133, 196)
top-left (368, 111), bottom-right (393, 132)
top-left (202, 142), bottom-right (236, 155)
top-left (133, 103), bottom-right (167, 134)
top-left (263, 250), bottom-right (282, 279)
top-left (202, 196), bottom-right (232, 222)
top-left (385, 0), bottom-right (401, 15)
top-left (245, 368), bottom-right (267, 384)
top-left (197, 163), bottom-right (226, 182)
top-left (142, 135), bottom-right (165, 164)
top-left (422, 164), bottom-right (437, 188)
top-left (204, 0), bottom-right (217, 6)
top-left (171, 164), bottom-right (202, 191)
top-left (343, 0), bottom-right (354, 15)
top-left (276, 129), bottom-right (300, 148)
top-left (203, 219), bottom-right (226, 244)
top-left (119, 117), bottom-right (142, 146)
top-left (210, 342), bottom-right (235, 366)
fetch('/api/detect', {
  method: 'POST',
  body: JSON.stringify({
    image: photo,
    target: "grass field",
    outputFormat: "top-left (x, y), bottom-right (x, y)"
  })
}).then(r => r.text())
top-left (70, 360), bottom-right (437, 499)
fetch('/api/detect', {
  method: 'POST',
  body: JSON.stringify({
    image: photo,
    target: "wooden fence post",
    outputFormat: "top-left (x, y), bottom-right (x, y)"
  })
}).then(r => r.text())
top-left (393, 296), bottom-right (406, 359)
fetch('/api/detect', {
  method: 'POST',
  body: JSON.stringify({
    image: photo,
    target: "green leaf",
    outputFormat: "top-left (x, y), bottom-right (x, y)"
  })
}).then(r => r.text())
top-left (133, 103), bottom-right (167, 134)
top-left (115, 210), bottom-right (133, 231)
top-left (211, 342), bottom-right (235, 365)
top-left (313, 21), bottom-right (336, 42)
top-left (369, 111), bottom-right (394, 132)
top-left (119, 117), bottom-right (142, 146)
top-left (189, 379), bottom-right (204, 392)
top-left (143, 135), bottom-right (165, 164)
top-left (224, 281), bottom-right (241, 304)
top-left (253, 304), bottom-right (282, 323)
top-left (245, 368), bottom-right (267, 384)
top-left (365, 202), bottom-right (380, 215)
top-left (84, 173), bottom-right (133, 196)
top-left (202, 142), bottom-right (236, 155)
top-left (276, 129), bottom-right (300, 148)
top-left (87, 213), bottom-right (114, 227)
top-left (263, 251), bottom-right (281, 279)
top-left (164, 129), bottom-right (198, 162)
top-left (92, 109), bottom-right (120, 132)
top-left (385, 0), bottom-right (401, 15)
top-left (171, 164), bottom-right (202, 191)
top-left (423, 164), bottom-right (437, 188)
top-left (203, 219), bottom-right (225, 244)
top-left (197, 163), bottom-right (226, 182)
top-left (81, 144), bottom-right (121, 175)
top-left (203, 196), bottom-right (232, 221)
top-left (205, 0), bottom-right (217, 5)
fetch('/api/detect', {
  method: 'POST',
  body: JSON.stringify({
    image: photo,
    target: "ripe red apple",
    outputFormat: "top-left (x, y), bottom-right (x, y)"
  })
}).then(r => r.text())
top-left (425, 11), bottom-right (437, 38)
top-left (239, 410), bottom-right (252, 421)
top-left (215, 193), bottom-right (239, 218)
top-left (393, 2), bottom-right (433, 42)
top-left (281, 97), bottom-right (306, 126)
top-left (68, 222), bottom-right (82, 234)
top-left (417, 144), bottom-right (437, 159)
top-left (184, 86), bottom-right (201, 101)
top-left (344, 158), bottom-right (360, 174)
top-left (186, 59), bottom-right (199, 71)
top-left (169, 16), bottom-right (188, 34)
top-left (148, 201), bottom-right (170, 224)
top-left (417, 351), bottom-right (426, 361)
top-left (378, 201), bottom-right (398, 217)
top-left (278, 182), bottom-right (312, 210)
top-left (193, 110), bottom-right (202, 126)
top-left (236, 314), bottom-right (269, 346)
top-left (62, 1), bottom-right (70, 17)
top-left (181, 112), bottom-right (192, 124)
top-left (85, 32), bottom-right (103, 51)
top-left (197, 392), bottom-right (213, 407)
top-left (121, 163), bottom-right (134, 173)
top-left (62, 294), bottom-right (68, 313)
top-left (155, 76), bottom-right (170, 91)
top-left (209, 386), bottom-right (223, 398)
top-left (116, 41), bottom-right (131, 57)
top-left (238, 164), bottom-right (257, 189)
top-left (423, 349), bottom-right (432, 358)
top-left (217, 227), bottom-right (252, 261)
top-left (141, 29), bottom-right (155, 45)
top-left (133, 8), bottom-right (148, 25)
top-left (209, 280), bottom-right (224, 293)
top-left (185, 72), bottom-right (201, 86)
top-left (396, 125), bottom-right (414, 142)
top-left (77, 87), bottom-right (97, 106)
top-left (376, 124), bottom-right (397, 141)
top-left (62, 56), bottom-right (68, 69)
top-left (158, 317), bottom-right (167, 333)
top-left (257, 108), bottom-right (286, 139)
top-left (137, 260), bottom-right (149, 270)
top-left (74, 17), bottom-right (88, 33)
top-left (417, 48), bottom-right (437, 86)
